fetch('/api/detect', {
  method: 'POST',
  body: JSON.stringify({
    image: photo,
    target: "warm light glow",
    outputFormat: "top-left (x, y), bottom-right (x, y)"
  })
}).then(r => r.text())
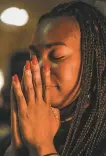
top-left (0, 70), bottom-right (4, 91)
top-left (0, 7), bottom-right (29, 26)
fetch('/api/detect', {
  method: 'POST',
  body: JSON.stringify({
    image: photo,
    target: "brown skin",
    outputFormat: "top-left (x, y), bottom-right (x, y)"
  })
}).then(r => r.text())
top-left (31, 16), bottom-right (81, 109)
top-left (5, 16), bottom-right (82, 156)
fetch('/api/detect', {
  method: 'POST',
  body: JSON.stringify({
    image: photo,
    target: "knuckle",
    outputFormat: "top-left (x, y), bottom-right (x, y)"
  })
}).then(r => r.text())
top-left (33, 74), bottom-right (40, 81)
top-left (26, 86), bottom-right (34, 93)
top-left (33, 81), bottom-right (42, 88)
top-left (18, 95), bottom-right (24, 101)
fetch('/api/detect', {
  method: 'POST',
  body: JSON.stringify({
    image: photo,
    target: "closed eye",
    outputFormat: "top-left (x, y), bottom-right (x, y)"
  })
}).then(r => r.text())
top-left (51, 56), bottom-right (65, 60)
top-left (49, 50), bottom-right (65, 61)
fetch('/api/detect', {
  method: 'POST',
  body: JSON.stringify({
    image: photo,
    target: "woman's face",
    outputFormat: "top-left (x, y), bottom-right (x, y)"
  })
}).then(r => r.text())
top-left (29, 16), bottom-right (81, 109)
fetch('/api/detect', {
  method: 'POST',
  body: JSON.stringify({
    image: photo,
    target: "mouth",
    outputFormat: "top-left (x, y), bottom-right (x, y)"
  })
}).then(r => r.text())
top-left (42, 84), bottom-right (59, 89)
top-left (45, 86), bottom-right (57, 87)
top-left (43, 85), bottom-right (59, 89)
top-left (51, 85), bottom-right (59, 88)
top-left (56, 85), bottom-right (60, 89)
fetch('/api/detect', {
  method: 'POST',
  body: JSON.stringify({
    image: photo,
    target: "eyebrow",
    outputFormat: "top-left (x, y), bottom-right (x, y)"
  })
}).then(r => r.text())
top-left (29, 42), bottom-right (66, 53)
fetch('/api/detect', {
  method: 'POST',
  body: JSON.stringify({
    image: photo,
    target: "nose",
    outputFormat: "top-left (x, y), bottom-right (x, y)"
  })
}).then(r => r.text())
top-left (38, 52), bottom-right (58, 87)
top-left (40, 60), bottom-right (51, 73)
top-left (37, 51), bottom-right (50, 70)
top-left (37, 48), bottom-right (58, 70)
top-left (39, 58), bottom-right (58, 72)
top-left (39, 58), bottom-right (51, 85)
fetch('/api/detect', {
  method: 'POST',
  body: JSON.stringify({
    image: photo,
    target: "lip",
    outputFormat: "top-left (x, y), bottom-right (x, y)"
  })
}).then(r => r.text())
top-left (42, 84), bottom-right (57, 87)
top-left (43, 85), bottom-right (58, 88)
top-left (43, 85), bottom-right (60, 90)
top-left (51, 85), bottom-right (59, 88)
top-left (44, 86), bottom-right (57, 87)
top-left (52, 85), bottom-right (60, 89)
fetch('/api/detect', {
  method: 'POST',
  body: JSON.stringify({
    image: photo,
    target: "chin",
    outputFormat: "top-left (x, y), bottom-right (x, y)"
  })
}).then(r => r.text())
top-left (49, 87), bottom-right (69, 109)
top-left (50, 98), bottom-right (64, 109)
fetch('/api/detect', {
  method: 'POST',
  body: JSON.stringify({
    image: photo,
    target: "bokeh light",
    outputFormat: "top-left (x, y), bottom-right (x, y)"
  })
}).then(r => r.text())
top-left (0, 7), bottom-right (29, 26)
top-left (0, 70), bottom-right (4, 91)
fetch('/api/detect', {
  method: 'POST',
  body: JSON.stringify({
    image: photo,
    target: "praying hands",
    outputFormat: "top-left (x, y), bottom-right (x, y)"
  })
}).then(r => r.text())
top-left (10, 56), bottom-right (60, 156)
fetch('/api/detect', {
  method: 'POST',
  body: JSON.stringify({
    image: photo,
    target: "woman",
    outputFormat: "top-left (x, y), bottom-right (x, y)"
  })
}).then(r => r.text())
top-left (4, 1), bottom-right (106, 156)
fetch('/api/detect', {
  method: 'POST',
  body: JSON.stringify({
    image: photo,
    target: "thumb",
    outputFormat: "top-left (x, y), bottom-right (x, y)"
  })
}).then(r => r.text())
top-left (51, 107), bottom-right (61, 125)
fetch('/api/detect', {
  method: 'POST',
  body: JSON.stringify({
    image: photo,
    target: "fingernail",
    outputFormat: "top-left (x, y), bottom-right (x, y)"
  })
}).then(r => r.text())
top-left (25, 60), bottom-right (30, 70)
top-left (12, 74), bottom-right (19, 83)
top-left (32, 56), bottom-right (38, 65)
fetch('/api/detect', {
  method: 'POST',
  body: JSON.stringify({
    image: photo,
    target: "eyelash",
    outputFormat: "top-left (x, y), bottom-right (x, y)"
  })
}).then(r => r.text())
top-left (51, 56), bottom-right (65, 61)
top-left (49, 50), bottom-right (65, 61)
top-left (30, 51), bottom-right (65, 62)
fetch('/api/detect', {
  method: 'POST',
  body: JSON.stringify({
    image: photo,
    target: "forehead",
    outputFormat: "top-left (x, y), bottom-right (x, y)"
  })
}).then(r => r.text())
top-left (32, 16), bottom-right (80, 45)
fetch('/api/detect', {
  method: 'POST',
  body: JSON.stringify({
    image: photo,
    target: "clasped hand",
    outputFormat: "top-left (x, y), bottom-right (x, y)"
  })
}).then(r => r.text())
top-left (11, 56), bottom-right (60, 154)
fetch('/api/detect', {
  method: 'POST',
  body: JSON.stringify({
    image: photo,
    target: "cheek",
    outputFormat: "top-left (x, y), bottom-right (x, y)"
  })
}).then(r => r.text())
top-left (59, 60), bottom-right (81, 83)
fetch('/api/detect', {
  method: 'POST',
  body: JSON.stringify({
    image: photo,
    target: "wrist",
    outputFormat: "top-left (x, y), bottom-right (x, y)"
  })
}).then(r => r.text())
top-left (29, 142), bottom-right (57, 156)
top-left (39, 143), bottom-right (57, 156)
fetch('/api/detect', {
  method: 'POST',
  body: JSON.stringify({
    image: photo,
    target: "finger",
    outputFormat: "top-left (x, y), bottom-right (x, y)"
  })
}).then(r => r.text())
top-left (23, 61), bottom-right (35, 104)
top-left (12, 74), bottom-right (27, 117)
top-left (21, 75), bottom-right (28, 102)
top-left (42, 65), bottom-right (51, 105)
top-left (31, 56), bottom-right (43, 101)
top-left (21, 76), bottom-right (24, 92)
top-left (21, 75), bottom-right (26, 100)
top-left (11, 86), bottom-right (22, 147)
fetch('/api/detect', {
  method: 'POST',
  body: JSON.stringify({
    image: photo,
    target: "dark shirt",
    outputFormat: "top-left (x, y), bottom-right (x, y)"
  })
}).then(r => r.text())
top-left (0, 123), bottom-right (106, 156)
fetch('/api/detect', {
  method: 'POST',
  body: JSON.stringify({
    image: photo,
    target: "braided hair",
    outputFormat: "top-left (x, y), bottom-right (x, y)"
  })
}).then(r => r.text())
top-left (37, 1), bottom-right (106, 156)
